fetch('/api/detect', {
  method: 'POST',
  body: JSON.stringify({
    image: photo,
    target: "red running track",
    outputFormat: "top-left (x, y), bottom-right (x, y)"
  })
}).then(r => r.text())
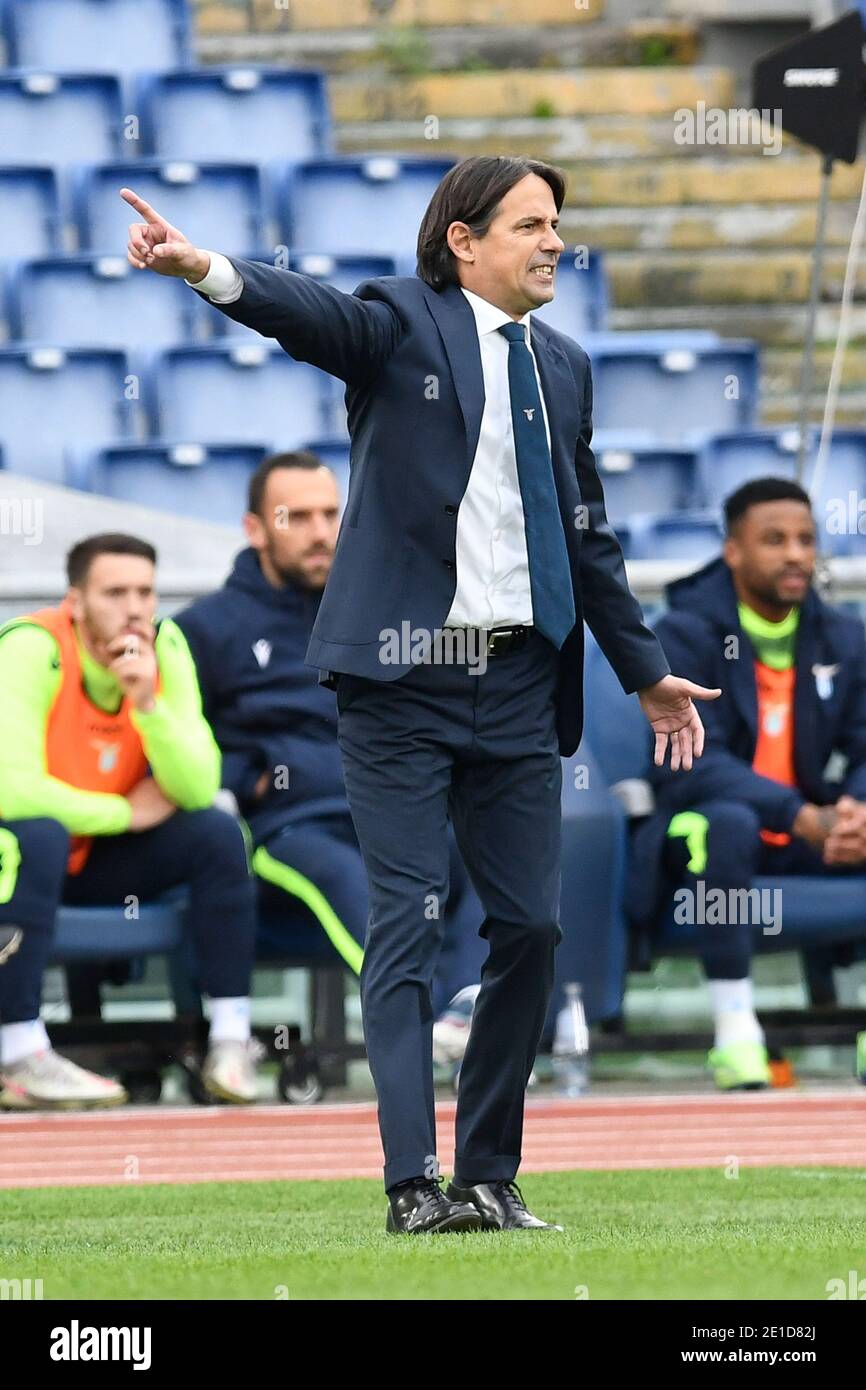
top-left (0, 1090), bottom-right (865, 1188)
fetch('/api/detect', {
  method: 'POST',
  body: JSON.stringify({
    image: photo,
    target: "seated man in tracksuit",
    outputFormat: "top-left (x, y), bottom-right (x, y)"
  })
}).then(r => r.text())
top-left (0, 532), bottom-right (259, 1109)
top-left (630, 477), bottom-right (866, 1090)
top-left (175, 451), bottom-right (487, 1011)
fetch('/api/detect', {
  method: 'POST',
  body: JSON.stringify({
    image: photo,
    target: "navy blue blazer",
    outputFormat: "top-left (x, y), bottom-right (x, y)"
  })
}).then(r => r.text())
top-left (195, 260), bottom-right (670, 756)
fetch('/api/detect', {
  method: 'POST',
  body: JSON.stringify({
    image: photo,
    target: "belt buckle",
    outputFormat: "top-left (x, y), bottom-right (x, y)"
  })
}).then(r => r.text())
top-left (486, 628), bottom-right (511, 656)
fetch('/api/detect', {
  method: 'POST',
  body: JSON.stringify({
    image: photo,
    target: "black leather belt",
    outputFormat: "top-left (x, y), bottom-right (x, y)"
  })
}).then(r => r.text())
top-left (443, 625), bottom-right (530, 657)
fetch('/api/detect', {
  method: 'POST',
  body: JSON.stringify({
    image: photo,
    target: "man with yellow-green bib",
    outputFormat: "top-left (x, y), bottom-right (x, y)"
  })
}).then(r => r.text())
top-left (630, 478), bottom-right (866, 1090)
top-left (0, 533), bottom-right (259, 1109)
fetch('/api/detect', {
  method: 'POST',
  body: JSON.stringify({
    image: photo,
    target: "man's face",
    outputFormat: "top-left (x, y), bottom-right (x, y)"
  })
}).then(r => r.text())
top-left (245, 466), bottom-right (340, 590)
top-left (67, 554), bottom-right (157, 661)
top-left (450, 173), bottom-right (565, 318)
top-left (724, 500), bottom-right (816, 610)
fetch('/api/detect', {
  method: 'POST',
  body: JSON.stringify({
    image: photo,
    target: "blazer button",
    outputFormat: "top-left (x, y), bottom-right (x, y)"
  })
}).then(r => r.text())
top-left (444, 504), bottom-right (457, 515)
top-left (443, 559), bottom-right (455, 569)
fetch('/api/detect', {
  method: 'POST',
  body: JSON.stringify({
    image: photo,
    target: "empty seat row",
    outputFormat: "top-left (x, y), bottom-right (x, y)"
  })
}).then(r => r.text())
top-left (0, 342), bottom-right (344, 483)
top-left (1, 0), bottom-right (193, 75)
top-left (0, 340), bottom-right (773, 489)
top-left (60, 438), bottom-right (866, 558)
top-left (596, 426), bottom-right (866, 530)
top-left (0, 68), bottom-right (331, 167)
top-left (0, 158), bottom-right (458, 262)
top-left (0, 250), bottom-right (608, 347)
top-left (65, 439), bottom-right (351, 525)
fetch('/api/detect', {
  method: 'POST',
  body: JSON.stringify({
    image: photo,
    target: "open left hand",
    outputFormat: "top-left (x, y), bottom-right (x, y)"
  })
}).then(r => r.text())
top-left (638, 675), bottom-right (721, 771)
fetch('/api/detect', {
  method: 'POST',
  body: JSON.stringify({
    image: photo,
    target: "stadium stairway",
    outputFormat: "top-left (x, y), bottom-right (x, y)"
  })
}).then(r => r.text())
top-left (193, 0), bottom-right (866, 429)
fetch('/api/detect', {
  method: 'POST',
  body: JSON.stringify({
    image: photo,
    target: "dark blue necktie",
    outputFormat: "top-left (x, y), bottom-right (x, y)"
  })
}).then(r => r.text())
top-left (498, 321), bottom-right (576, 649)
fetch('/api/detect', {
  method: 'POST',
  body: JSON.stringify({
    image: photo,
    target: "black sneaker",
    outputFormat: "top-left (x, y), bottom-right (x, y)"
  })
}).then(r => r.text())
top-left (386, 1177), bottom-right (483, 1234)
top-left (445, 1178), bottom-right (563, 1231)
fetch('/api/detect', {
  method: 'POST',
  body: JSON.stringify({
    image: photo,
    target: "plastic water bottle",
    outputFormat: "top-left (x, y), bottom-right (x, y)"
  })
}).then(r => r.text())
top-left (552, 982), bottom-right (590, 1097)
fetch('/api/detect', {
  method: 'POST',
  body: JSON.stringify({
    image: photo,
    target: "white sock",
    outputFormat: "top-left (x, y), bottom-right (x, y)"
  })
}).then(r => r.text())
top-left (208, 997), bottom-right (251, 1044)
top-left (708, 978), bottom-right (764, 1048)
top-left (1, 1019), bottom-right (51, 1067)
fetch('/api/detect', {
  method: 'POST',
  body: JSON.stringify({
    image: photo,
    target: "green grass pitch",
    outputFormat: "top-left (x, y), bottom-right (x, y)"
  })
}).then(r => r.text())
top-left (2, 1168), bottom-right (865, 1300)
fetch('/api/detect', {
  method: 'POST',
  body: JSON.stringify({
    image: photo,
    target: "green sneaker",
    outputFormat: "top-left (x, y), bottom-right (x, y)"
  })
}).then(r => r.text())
top-left (856, 1032), bottom-right (866, 1086)
top-left (708, 1040), bottom-right (771, 1092)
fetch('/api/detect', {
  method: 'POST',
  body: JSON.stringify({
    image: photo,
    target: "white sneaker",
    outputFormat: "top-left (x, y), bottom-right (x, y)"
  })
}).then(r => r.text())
top-left (433, 984), bottom-right (481, 1067)
top-left (0, 926), bottom-right (21, 965)
top-left (0, 1049), bottom-right (127, 1110)
top-left (202, 1039), bottom-right (258, 1104)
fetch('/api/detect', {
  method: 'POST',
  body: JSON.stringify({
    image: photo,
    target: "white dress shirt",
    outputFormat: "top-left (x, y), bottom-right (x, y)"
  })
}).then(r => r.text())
top-left (187, 260), bottom-right (550, 629)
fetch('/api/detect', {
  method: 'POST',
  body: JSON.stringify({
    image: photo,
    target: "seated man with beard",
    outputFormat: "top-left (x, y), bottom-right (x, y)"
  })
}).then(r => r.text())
top-left (176, 452), bottom-right (487, 1020)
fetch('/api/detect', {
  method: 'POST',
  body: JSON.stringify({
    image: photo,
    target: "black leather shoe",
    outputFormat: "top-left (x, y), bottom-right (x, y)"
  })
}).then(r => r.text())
top-left (445, 1179), bottom-right (564, 1231)
top-left (386, 1178), bottom-right (483, 1234)
top-left (0, 926), bottom-right (21, 966)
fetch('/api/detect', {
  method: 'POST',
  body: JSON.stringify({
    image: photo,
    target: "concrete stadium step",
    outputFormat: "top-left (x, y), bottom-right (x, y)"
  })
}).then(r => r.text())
top-left (554, 157), bottom-right (864, 207)
top-left (335, 116), bottom-right (792, 162)
top-left (607, 249), bottom-right (866, 308)
top-left (195, 11), bottom-right (700, 75)
top-left (763, 347), bottom-right (866, 396)
top-left (559, 203), bottom-right (862, 253)
top-left (609, 303), bottom-right (866, 349)
top-left (329, 67), bottom-right (735, 121)
top-left (608, 251), bottom-right (866, 311)
top-left (761, 395), bottom-right (866, 428)
top-left (202, 0), bottom-right (606, 30)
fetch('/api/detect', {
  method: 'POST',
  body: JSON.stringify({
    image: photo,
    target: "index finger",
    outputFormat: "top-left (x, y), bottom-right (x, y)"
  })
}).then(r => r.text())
top-left (120, 187), bottom-right (162, 225)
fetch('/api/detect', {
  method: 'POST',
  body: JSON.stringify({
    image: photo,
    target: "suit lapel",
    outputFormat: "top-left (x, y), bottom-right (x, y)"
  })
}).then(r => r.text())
top-left (423, 284), bottom-right (485, 469)
top-left (423, 287), bottom-right (583, 511)
top-left (532, 321), bottom-right (582, 501)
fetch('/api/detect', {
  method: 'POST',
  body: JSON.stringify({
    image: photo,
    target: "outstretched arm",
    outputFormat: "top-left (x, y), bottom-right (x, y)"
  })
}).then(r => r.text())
top-left (120, 187), bottom-right (404, 384)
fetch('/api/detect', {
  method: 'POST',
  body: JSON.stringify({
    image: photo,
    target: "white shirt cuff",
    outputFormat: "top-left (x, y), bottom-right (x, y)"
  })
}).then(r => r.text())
top-left (185, 252), bottom-right (244, 303)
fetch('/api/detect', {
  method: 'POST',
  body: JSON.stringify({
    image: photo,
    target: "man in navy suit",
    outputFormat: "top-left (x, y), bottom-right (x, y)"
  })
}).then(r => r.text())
top-left (122, 157), bottom-right (718, 1233)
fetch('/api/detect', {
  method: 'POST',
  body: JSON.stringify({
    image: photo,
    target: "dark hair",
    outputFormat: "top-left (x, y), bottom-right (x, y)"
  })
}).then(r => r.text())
top-left (724, 477), bottom-right (813, 534)
top-left (247, 450), bottom-right (325, 517)
top-left (416, 156), bottom-right (567, 291)
top-left (66, 533), bottom-right (157, 587)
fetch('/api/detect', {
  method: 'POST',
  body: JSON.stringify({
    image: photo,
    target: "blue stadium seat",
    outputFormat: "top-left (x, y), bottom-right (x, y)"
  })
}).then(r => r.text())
top-left (0, 72), bottom-right (125, 166)
top-left (0, 167), bottom-right (62, 258)
top-left (214, 253), bottom-right (397, 341)
top-left (0, 345), bottom-right (136, 482)
top-left (10, 256), bottom-right (208, 348)
top-left (137, 67), bottom-right (331, 166)
top-left (614, 511), bottom-right (723, 561)
top-left (534, 252), bottom-right (608, 336)
top-left (74, 162), bottom-right (269, 258)
top-left (151, 344), bottom-right (329, 450)
top-left (591, 432), bottom-right (702, 523)
top-left (589, 340), bottom-right (759, 441)
top-left (52, 900), bottom-right (184, 962)
top-left (281, 156), bottom-right (455, 259)
top-left (1, 0), bottom-right (193, 74)
top-left (581, 630), bottom-right (866, 956)
top-left (697, 426), bottom-right (866, 556)
top-left (66, 441), bottom-right (269, 523)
